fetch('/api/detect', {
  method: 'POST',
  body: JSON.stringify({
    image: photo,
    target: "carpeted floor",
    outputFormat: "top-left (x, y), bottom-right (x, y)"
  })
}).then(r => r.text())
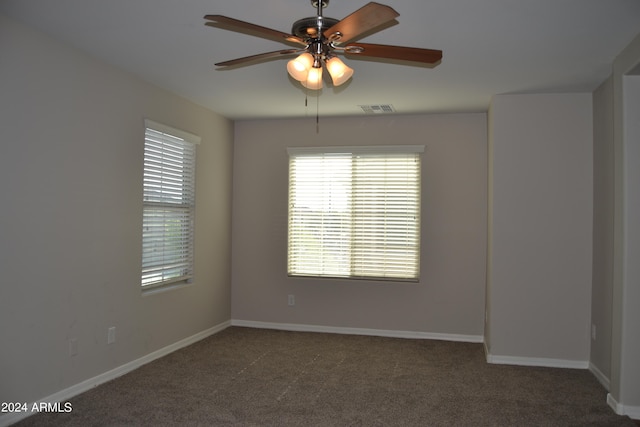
top-left (15, 327), bottom-right (636, 426)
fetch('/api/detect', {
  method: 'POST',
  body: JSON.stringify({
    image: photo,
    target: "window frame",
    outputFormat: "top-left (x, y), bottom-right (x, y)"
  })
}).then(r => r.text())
top-left (141, 119), bottom-right (200, 291)
top-left (287, 145), bottom-right (423, 282)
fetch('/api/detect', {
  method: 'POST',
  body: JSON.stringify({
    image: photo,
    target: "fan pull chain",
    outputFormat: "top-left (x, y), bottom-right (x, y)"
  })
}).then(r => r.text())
top-left (302, 87), bottom-right (319, 133)
top-left (316, 95), bottom-right (320, 134)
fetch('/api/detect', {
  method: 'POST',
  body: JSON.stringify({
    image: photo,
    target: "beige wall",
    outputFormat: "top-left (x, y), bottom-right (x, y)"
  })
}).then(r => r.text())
top-left (609, 30), bottom-right (640, 414)
top-left (486, 93), bottom-right (593, 365)
top-left (0, 15), bottom-right (233, 405)
top-left (232, 114), bottom-right (488, 338)
top-left (591, 77), bottom-right (615, 385)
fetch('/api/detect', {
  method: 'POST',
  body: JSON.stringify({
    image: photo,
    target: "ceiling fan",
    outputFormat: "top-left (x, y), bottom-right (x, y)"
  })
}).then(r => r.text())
top-left (204, 0), bottom-right (442, 90)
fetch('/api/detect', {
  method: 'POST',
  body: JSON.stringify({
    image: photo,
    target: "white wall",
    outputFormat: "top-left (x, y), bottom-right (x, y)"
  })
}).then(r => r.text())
top-left (231, 114), bottom-right (487, 338)
top-left (0, 14), bottom-right (233, 407)
top-left (486, 93), bottom-right (593, 366)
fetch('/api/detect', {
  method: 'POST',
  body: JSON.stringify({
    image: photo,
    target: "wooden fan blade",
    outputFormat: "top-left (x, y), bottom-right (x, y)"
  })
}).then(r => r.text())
top-left (204, 15), bottom-right (306, 46)
top-left (215, 49), bottom-right (303, 67)
top-left (324, 2), bottom-right (399, 44)
top-left (344, 43), bottom-right (442, 64)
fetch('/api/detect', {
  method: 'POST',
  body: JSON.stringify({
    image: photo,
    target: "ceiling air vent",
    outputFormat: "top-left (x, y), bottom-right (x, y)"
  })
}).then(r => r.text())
top-left (360, 104), bottom-right (396, 114)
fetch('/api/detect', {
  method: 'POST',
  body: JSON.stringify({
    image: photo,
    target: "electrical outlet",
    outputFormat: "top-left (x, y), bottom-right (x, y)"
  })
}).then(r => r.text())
top-left (288, 295), bottom-right (295, 306)
top-left (108, 327), bottom-right (116, 344)
top-left (68, 338), bottom-right (78, 356)
top-left (591, 324), bottom-right (597, 341)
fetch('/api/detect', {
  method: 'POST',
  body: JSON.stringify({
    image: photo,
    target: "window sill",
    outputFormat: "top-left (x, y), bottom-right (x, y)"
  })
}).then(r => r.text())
top-left (141, 280), bottom-right (193, 296)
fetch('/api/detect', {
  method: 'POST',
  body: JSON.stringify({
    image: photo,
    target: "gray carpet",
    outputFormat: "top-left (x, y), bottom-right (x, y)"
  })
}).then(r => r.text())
top-left (16, 327), bottom-right (635, 426)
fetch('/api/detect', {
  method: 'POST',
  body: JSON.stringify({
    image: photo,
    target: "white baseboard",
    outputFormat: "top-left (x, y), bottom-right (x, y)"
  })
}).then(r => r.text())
top-left (231, 319), bottom-right (484, 343)
top-left (486, 352), bottom-right (589, 369)
top-left (589, 362), bottom-right (611, 390)
top-left (0, 321), bottom-right (231, 427)
top-left (608, 393), bottom-right (640, 419)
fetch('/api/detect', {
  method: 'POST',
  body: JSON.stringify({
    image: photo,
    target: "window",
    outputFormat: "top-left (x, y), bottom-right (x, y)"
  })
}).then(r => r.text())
top-left (142, 120), bottom-right (199, 289)
top-left (287, 145), bottom-right (423, 281)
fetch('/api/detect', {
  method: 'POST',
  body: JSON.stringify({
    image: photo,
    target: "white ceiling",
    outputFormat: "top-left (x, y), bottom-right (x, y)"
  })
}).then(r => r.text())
top-left (3, 0), bottom-right (640, 120)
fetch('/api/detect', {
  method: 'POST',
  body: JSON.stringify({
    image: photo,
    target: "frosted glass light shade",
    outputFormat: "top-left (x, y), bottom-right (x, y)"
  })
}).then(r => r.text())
top-left (325, 57), bottom-right (354, 86)
top-left (301, 66), bottom-right (323, 90)
top-left (287, 53), bottom-right (314, 81)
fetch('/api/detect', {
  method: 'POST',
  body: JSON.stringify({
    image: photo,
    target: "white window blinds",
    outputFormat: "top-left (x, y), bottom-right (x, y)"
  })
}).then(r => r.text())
top-left (287, 146), bottom-right (423, 281)
top-left (142, 120), bottom-right (198, 288)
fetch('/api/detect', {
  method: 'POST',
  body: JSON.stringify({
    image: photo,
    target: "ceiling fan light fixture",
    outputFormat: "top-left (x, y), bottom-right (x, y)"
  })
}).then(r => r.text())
top-left (287, 52), bottom-right (314, 81)
top-left (325, 56), bottom-right (354, 86)
top-left (301, 66), bottom-right (323, 90)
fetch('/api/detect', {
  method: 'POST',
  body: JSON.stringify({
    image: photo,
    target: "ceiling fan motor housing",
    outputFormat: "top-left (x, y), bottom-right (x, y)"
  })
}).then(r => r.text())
top-left (291, 16), bottom-right (339, 40)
